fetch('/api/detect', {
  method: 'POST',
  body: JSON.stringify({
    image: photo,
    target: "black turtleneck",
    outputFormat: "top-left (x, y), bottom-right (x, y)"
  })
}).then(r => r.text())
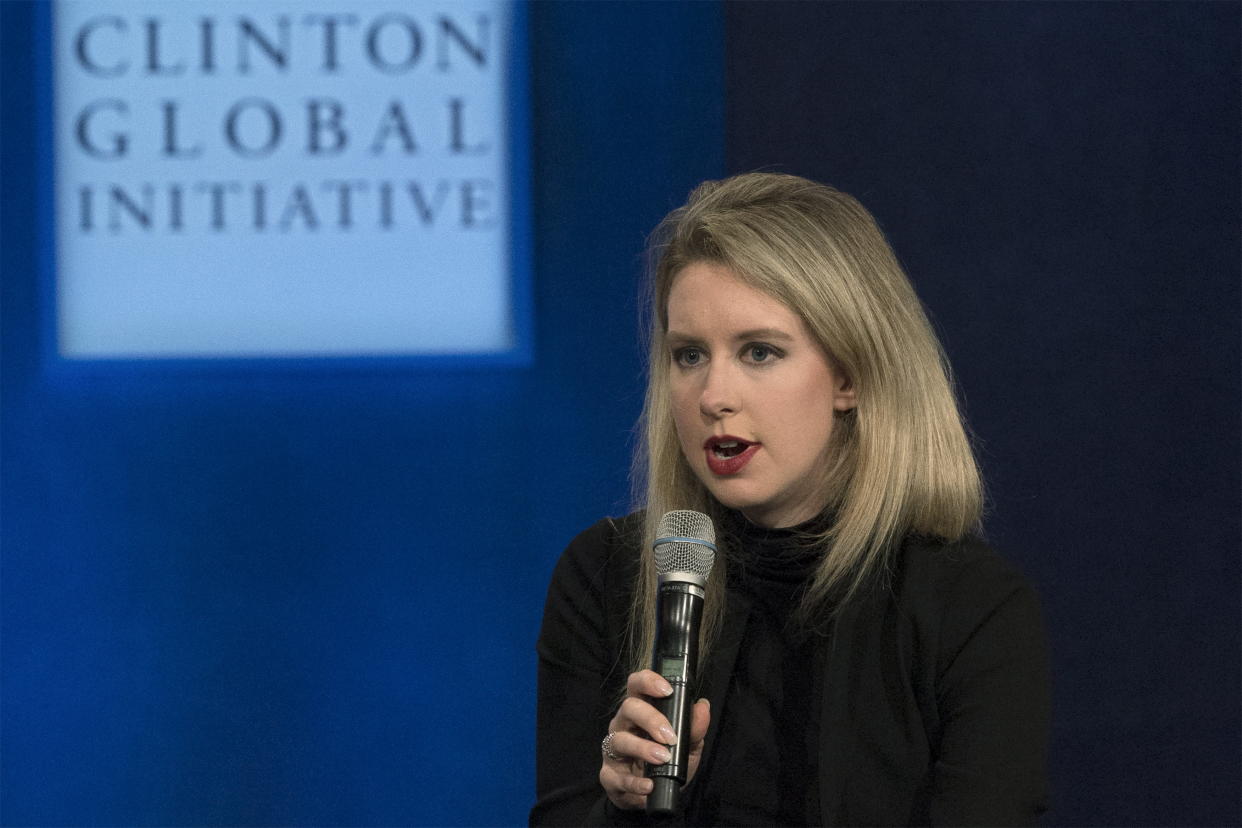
top-left (690, 511), bottom-right (833, 826)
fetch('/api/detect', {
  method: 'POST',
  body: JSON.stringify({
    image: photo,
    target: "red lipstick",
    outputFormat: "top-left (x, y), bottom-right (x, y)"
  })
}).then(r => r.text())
top-left (703, 435), bottom-right (760, 476)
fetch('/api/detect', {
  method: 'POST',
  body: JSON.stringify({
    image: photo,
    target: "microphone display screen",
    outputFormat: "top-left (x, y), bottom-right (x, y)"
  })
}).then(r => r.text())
top-left (658, 656), bottom-right (686, 677)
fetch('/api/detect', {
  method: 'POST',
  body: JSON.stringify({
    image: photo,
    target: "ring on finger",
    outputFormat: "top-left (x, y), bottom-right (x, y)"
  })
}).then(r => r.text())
top-left (601, 731), bottom-right (624, 762)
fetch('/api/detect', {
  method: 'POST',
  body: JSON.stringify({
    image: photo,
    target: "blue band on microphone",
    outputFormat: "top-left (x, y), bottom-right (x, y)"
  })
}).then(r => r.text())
top-left (654, 536), bottom-right (718, 552)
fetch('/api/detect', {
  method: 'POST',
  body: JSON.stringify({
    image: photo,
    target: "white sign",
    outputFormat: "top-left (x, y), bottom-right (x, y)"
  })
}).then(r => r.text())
top-left (54, 0), bottom-right (526, 359)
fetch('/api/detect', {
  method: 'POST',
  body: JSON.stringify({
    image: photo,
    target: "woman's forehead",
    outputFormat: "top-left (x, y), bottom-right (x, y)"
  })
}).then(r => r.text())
top-left (666, 263), bottom-right (808, 338)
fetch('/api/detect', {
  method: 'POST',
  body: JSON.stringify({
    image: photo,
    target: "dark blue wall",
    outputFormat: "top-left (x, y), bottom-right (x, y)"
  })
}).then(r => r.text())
top-left (725, 3), bottom-right (1240, 825)
top-left (1, 3), bottom-right (723, 824)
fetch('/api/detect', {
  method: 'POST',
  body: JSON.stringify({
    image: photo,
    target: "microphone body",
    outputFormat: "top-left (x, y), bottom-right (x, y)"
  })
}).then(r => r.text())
top-left (644, 511), bottom-right (716, 817)
top-left (646, 576), bottom-right (704, 814)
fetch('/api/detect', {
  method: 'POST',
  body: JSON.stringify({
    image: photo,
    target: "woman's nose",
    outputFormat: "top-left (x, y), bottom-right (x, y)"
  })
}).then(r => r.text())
top-left (699, 363), bottom-right (740, 419)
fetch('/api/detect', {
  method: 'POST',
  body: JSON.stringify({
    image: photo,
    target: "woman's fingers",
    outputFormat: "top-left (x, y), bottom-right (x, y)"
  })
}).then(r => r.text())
top-left (615, 696), bottom-right (678, 746)
top-left (599, 762), bottom-right (653, 810)
top-left (602, 671), bottom-right (704, 811)
top-left (626, 669), bottom-right (675, 700)
top-left (599, 727), bottom-right (659, 810)
top-left (610, 729), bottom-right (673, 765)
top-left (689, 697), bottom-right (711, 747)
top-left (599, 670), bottom-right (671, 812)
top-left (682, 698), bottom-right (711, 783)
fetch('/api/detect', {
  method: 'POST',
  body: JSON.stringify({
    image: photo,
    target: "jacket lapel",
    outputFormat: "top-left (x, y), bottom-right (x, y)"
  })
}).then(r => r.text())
top-left (694, 588), bottom-right (753, 783)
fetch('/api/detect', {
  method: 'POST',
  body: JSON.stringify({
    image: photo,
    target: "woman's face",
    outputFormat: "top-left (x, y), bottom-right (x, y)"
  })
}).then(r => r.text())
top-left (666, 262), bottom-right (855, 528)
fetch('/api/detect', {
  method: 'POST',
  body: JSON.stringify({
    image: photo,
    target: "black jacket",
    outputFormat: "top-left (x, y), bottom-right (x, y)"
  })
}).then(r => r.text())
top-left (531, 513), bottom-right (1050, 826)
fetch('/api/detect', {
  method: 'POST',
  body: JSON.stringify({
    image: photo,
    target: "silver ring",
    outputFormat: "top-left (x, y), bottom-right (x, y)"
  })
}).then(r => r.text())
top-left (601, 731), bottom-right (624, 762)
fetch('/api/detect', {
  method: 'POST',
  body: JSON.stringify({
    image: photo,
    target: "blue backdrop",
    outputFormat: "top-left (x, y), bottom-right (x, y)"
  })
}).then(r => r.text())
top-left (1, 3), bottom-right (722, 824)
top-left (3, 2), bottom-right (1239, 826)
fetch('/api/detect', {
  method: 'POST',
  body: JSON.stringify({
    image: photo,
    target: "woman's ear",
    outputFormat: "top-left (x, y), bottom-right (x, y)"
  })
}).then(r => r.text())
top-left (832, 371), bottom-right (857, 412)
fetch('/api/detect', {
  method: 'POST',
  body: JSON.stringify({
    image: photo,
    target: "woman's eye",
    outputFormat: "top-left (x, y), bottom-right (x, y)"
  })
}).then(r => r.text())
top-left (745, 344), bottom-right (779, 363)
top-left (674, 347), bottom-right (704, 367)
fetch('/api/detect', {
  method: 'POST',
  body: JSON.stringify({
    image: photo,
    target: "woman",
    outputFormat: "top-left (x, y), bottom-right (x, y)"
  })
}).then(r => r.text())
top-left (531, 174), bottom-right (1049, 826)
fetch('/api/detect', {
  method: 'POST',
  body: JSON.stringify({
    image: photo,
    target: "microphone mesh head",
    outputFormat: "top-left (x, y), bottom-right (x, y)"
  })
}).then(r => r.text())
top-left (654, 510), bottom-right (716, 580)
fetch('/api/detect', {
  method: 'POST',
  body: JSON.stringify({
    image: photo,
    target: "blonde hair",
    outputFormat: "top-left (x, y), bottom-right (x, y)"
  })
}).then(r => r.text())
top-left (628, 173), bottom-right (982, 672)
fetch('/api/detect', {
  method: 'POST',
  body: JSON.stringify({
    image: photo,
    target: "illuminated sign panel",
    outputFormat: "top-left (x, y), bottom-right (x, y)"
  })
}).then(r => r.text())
top-left (53, 1), bottom-right (527, 359)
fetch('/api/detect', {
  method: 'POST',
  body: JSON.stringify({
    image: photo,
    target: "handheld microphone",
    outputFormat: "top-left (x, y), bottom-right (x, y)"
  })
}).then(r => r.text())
top-left (644, 510), bottom-right (716, 817)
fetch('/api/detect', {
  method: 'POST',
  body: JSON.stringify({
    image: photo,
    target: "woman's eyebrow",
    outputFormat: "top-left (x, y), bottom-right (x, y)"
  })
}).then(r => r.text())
top-left (665, 331), bottom-right (703, 346)
top-left (732, 327), bottom-right (795, 342)
top-left (667, 327), bottom-right (795, 345)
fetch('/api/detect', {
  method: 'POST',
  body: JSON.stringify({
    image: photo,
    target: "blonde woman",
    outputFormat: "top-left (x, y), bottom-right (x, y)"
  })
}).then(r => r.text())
top-left (532, 174), bottom-right (1049, 826)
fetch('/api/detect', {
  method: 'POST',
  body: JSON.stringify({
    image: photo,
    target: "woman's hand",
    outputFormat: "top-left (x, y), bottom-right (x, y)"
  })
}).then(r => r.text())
top-left (599, 669), bottom-right (711, 811)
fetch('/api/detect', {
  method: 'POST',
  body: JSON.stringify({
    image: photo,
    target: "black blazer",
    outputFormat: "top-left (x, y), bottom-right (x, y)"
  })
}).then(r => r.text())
top-left (531, 513), bottom-right (1050, 826)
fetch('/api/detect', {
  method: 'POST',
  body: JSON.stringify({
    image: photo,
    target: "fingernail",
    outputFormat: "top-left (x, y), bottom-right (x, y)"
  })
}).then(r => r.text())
top-left (699, 698), bottom-right (711, 711)
top-left (657, 681), bottom-right (673, 696)
top-left (651, 747), bottom-right (672, 764)
top-left (640, 779), bottom-right (654, 794)
top-left (659, 725), bottom-right (677, 744)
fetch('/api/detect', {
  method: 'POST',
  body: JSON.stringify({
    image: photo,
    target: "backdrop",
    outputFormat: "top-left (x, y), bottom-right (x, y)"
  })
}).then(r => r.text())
top-left (1, 3), bottom-right (723, 824)
top-left (723, 3), bottom-right (1240, 825)
top-left (3, 2), bottom-right (1239, 826)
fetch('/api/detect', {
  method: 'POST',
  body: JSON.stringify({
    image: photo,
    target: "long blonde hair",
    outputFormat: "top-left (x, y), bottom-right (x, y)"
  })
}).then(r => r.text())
top-left (628, 173), bottom-right (982, 672)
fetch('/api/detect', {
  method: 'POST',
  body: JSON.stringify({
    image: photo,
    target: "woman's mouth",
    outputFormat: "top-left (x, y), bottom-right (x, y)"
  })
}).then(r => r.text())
top-left (703, 436), bottom-right (760, 475)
